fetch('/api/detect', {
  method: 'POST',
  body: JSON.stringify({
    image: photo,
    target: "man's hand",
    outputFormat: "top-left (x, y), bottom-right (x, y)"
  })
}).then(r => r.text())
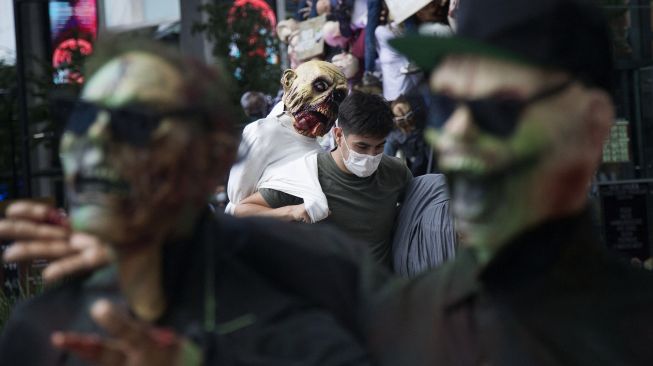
top-left (0, 201), bottom-right (110, 283)
top-left (298, 0), bottom-right (313, 19)
top-left (286, 204), bottom-right (311, 223)
top-left (52, 300), bottom-right (201, 366)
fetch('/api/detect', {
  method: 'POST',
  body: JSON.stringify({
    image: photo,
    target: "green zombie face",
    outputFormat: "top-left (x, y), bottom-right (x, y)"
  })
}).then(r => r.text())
top-left (427, 55), bottom-right (610, 259)
top-left (60, 51), bottom-right (214, 247)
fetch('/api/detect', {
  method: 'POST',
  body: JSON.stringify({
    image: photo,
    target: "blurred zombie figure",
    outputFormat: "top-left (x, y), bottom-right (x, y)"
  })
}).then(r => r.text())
top-left (384, 95), bottom-right (432, 176)
top-left (366, 0), bottom-right (653, 364)
top-left (0, 40), bottom-right (370, 366)
top-left (225, 60), bottom-right (348, 214)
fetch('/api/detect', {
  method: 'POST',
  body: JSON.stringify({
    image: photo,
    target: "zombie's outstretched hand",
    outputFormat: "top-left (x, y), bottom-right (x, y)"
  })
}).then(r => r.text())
top-left (52, 299), bottom-right (201, 366)
top-left (0, 201), bottom-right (110, 283)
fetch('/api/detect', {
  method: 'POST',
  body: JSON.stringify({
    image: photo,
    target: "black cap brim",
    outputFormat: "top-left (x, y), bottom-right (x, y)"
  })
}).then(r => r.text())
top-left (389, 35), bottom-right (534, 71)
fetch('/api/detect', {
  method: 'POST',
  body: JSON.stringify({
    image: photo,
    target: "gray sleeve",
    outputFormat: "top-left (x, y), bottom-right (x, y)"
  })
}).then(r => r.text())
top-left (398, 164), bottom-right (414, 203)
top-left (259, 188), bottom-right (303, 208)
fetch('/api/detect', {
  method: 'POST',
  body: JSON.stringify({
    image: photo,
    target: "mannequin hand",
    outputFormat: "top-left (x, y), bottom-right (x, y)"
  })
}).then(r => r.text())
top-left (52, 300), bottom-right (200, 366)
top-left (1, 201), bottom-right (110, 283)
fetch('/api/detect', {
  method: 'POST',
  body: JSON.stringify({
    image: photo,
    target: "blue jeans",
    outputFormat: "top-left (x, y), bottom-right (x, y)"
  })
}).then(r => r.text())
top-left (295, 0), bottom-right (318, 20)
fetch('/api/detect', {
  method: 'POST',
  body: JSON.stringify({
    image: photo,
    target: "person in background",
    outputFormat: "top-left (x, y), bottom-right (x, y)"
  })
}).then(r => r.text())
top-left (240, 91), bottom-right (271, 123)
top-left (384, 94), bottom-right (433, 176)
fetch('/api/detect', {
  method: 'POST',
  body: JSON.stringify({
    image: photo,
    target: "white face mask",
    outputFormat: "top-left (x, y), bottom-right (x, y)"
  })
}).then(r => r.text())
top-left (339, 133), bottom-right (383, 178)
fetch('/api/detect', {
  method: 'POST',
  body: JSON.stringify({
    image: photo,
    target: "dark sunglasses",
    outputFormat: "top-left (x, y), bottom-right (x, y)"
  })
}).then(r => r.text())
top-left (393, 110), bottom-right (416, 124)
top-left (64, 99), bottom-right (207, 146)
top-left (426, 79), bottom-right (574, 138)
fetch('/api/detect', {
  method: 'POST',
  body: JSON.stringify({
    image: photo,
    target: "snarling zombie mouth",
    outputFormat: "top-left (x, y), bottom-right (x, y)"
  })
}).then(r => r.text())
top-left (293, 100), bottom-right (338, 137)
top-left (67, 167), bottom-right (130, 207)
top-left (446, 152), bottom-right (539, 224)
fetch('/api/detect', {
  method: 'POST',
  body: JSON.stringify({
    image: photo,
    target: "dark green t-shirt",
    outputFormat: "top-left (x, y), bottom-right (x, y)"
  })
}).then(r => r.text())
top-left (260, 151), bottom-right (413, 266)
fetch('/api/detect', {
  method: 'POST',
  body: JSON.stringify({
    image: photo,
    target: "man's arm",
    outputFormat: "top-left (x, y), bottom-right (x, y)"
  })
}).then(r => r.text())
top-left (234, 191), bottom-right (310, 223)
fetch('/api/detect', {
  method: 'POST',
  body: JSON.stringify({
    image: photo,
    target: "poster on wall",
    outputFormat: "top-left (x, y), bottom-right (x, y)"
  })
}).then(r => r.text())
top-left (383, 0), bottom-right (431, 24)
top-left (294, 15), bottom-right (326, 61)
top-left (599, 181), bottom-right (653, 261)
top-left (49, 0), bottom-right (98, 83)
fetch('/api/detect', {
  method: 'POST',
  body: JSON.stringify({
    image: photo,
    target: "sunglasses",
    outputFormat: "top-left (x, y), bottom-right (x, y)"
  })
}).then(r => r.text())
top-left (64, 99), bottom-right (207, 147)
top-left (426, 79), bottom-right (574, 138)
top-left (393, 110), bottom-right (416, 124)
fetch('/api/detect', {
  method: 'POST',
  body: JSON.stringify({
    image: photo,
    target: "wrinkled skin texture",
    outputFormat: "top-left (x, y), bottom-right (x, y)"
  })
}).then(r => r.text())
top-left (281, 60), bottom-right (348, 137)
top-left (427, 55), bottom-right (612, 261)
top-left (60, 52), bottom-right (220, 249)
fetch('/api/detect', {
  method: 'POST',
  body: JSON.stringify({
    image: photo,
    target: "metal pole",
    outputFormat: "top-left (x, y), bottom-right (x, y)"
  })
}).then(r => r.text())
top-left (13, 0), bottom-right (32, 198)
top-left (276, 0), bottom-right (289, 69)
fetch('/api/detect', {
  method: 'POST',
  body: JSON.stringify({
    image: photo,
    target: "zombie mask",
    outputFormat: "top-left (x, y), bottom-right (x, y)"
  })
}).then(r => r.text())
top-left (59, 50), bottom-right (236, 248)
top-left (281, 60), bottom-right (348, 137)
top-left (427, 56), bottom-right (605, 260)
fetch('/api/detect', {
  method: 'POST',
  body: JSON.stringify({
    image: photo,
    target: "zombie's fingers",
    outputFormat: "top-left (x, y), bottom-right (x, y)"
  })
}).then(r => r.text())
top-left (91, 300), bottom-right (149, 348)
top-left (6, 201), bottom-right (69, 227)
top-left (5, 201), bottom-right (50, 219)
top-left (41, 246), bottom-right (110, 283)
top-left (3, 240), bottom-right (77, 262)
top-left (0, 219), bottom-right (68, 241)
top-left (51, 332), bottom-right (126, 366)
top-left (55, 299), bottom-right (189, 366)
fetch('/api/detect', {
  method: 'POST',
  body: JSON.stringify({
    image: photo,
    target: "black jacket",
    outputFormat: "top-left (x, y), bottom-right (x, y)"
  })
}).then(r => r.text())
top-left (0, 212), bottom-right (375, 366)
top-left (367, 211), bottom-right (653, 366)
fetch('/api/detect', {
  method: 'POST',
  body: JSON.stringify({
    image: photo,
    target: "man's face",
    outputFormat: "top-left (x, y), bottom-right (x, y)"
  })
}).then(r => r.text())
top-left (60, 52), bottom-right (208, 248)
top-left (316, 0), bottom-right (331, 15)
top-left (428, 56), bottom-right (600, 254)
top-left (282, 60), bottom-right (348, 137)
top-left (416, 0), bottom-right (450, 23)
top-left (335, 128), bottom-right (386, 158)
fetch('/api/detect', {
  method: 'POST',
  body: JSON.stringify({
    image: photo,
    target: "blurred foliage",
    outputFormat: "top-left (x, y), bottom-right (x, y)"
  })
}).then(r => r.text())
top-left (193, 1), bottom-right (282, 101)
top-left (0, 276), bottom-right (44, 330)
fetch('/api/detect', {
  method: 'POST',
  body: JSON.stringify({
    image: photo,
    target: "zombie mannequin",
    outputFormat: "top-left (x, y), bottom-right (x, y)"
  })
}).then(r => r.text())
top-left (361, 0), bottom-right (653, 364)
top-left (225, 60), bottom-right (347, 216)
top-left (0, 41), bottom-right (371, 366)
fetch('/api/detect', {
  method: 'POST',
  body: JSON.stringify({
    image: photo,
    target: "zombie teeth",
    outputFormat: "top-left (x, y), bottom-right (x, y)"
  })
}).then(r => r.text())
top-left (441, 155), bottom-right (488, 175)
top-left (81, 167), bottom-right (120, 182)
